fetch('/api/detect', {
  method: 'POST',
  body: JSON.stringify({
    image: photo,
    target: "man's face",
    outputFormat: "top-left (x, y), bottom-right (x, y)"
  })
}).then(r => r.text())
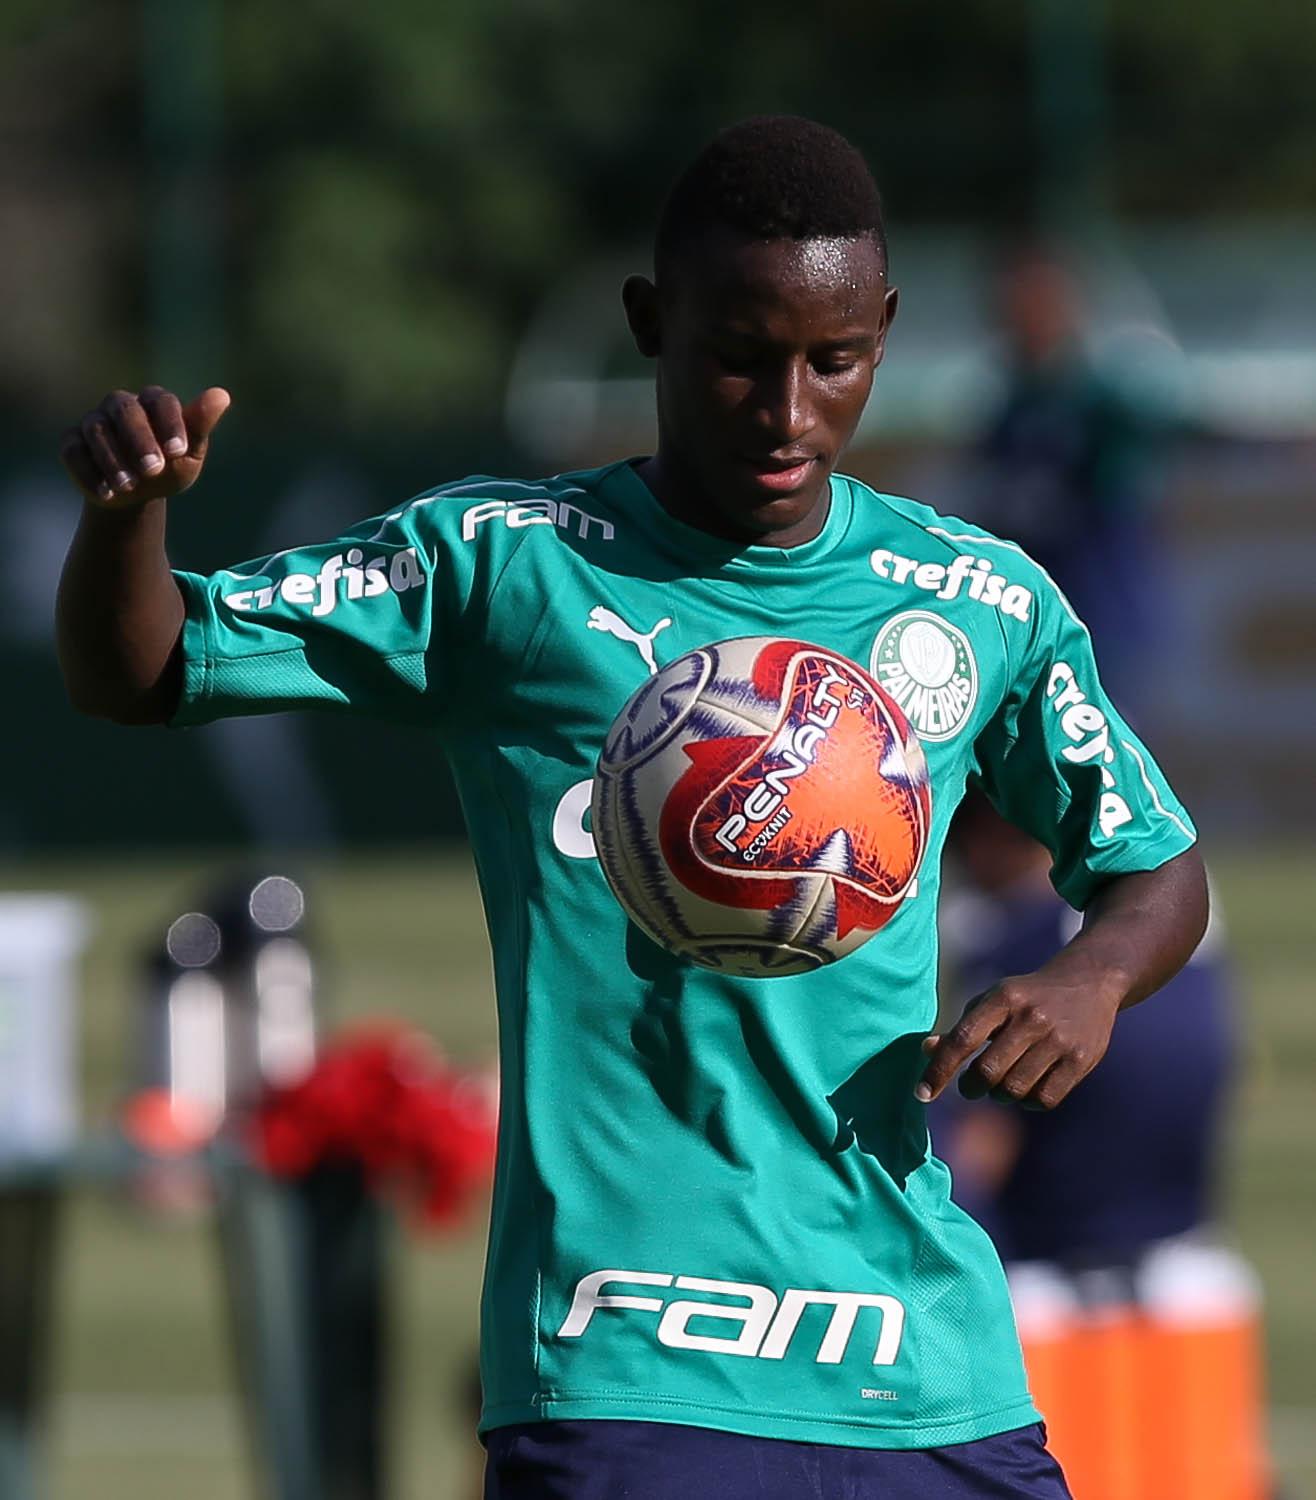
top-left (632, 233), bottom-right (896, 544)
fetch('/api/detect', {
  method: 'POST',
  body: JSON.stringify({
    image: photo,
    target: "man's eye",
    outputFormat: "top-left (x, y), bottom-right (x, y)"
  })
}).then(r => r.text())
top-left (714, 347), bottom-right (760, 372)
top-left (814, 355), bottom-right (860, 376)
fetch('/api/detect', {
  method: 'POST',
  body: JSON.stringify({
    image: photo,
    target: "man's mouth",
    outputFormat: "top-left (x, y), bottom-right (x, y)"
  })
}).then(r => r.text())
top-left (739, 454), bottom-right (819, 494)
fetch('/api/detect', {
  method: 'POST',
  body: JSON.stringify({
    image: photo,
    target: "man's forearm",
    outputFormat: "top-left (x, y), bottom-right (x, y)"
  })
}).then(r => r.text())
top-left (56, 383), bottom-right (230, 722)
top-left (56, 497), bottom-right (185, 724)
top-left (1047, 846), bottom-right (1210, 1012)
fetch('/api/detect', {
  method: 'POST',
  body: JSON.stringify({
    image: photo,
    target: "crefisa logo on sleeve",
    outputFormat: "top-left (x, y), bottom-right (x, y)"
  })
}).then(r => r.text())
top-left (221, 547), bottom-right (426, 618)
top-left (869, 611), bottom-right (978, 742)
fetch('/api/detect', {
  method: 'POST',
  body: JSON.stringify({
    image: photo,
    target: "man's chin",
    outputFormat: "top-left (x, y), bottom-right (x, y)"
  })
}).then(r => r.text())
top-left (716, 475), bottom-right (831, 542)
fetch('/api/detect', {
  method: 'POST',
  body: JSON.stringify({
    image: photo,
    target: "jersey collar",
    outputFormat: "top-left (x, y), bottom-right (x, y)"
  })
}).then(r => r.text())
top-left (603, 459), bottom-right (855, 573)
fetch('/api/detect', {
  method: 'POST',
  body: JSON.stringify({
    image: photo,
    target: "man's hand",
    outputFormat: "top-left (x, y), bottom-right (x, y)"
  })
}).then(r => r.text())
top-left (916, 849), bottom-right (1208, 1112)
top-left (916, 968), bottom-right (1122, 1112)
top-left (59, 386), bottom-right (230, 507)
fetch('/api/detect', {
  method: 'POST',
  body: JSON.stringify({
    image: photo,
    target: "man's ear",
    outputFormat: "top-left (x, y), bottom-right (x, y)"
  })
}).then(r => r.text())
top-left (873, 285), bottom-right (899, 367)
top-left (622, 274), bottom-right (661, 359)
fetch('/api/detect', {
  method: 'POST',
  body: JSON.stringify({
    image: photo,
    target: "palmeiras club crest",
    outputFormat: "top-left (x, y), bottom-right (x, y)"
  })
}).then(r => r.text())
top-left (869, 611), bottom-right (978, 742)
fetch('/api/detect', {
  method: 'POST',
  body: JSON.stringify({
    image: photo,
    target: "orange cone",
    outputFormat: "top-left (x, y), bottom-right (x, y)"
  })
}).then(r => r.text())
top-left (1013, 1247), bottom-right (1271, 1500)
top-left (1135, 1241), bottom-right (1270, 1500)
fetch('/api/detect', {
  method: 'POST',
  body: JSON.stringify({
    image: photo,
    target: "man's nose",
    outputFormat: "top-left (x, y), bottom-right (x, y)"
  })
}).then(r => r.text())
top-left (755, 359), bottom-right (813, 445)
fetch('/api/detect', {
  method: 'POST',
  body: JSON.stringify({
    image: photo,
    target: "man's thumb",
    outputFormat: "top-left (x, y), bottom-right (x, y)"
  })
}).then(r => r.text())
top-left (182, 386), bottom-right (232, 457)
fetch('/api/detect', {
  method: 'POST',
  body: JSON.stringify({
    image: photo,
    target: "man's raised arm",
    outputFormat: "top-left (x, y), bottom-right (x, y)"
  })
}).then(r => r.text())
top-left (56, 385), bottom-right (230, 724)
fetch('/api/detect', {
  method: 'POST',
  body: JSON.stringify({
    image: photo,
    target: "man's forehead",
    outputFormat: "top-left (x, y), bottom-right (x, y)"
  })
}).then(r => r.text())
top-left (676, 232), bottom-right (886, 316)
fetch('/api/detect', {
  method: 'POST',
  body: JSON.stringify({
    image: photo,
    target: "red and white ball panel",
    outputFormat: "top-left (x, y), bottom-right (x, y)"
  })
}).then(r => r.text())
top-left (592, 637), bottom-right (932, 977)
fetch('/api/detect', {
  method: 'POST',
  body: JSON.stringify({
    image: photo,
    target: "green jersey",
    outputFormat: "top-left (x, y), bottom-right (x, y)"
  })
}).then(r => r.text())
top-left (173, 460), bottom-right (1195, 1448)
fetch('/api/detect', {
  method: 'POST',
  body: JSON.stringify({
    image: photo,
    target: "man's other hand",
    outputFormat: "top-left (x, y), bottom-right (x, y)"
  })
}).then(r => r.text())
top-left (916, 971), bottom-right (1123, 1112)
top-left (60, 386), bottom-right (231, 507)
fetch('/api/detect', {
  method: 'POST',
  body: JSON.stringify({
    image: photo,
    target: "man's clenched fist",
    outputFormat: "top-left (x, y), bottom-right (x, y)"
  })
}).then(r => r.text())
top-left (60, 386), bottom-right (231, 507)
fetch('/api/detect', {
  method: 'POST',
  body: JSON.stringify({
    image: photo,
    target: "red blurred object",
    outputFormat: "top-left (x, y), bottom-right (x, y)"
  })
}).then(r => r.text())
top-left (123, 1086), bottom-right (220, 1157)
top-left (252, 1023), bottom-right (497, 1229)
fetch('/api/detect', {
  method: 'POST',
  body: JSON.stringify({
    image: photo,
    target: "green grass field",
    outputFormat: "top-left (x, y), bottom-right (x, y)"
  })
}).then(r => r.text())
top-left (3, 846), bottom-right (1313, 1499)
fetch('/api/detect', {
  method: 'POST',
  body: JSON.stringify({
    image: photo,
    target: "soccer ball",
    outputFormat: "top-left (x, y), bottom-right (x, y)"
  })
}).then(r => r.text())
top-left (592, 636), bottom-right (932, 976)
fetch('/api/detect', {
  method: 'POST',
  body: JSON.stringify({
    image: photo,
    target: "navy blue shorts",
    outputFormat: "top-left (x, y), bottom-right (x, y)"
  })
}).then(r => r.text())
top-left (484, 1419), bottom-right (1072, 1498)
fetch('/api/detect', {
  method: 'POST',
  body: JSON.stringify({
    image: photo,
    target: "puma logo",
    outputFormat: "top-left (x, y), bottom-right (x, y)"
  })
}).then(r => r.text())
top-left (587, 606), bottom-right (673, 677)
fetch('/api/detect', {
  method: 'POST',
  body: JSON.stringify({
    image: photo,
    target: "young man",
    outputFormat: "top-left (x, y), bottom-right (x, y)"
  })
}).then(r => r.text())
top-left (57, 117), bottom-right (1206, 1498)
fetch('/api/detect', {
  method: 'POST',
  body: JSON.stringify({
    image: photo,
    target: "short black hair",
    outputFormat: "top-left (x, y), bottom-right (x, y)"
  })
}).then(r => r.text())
top-left (655, 116), bottom-right (887, 279)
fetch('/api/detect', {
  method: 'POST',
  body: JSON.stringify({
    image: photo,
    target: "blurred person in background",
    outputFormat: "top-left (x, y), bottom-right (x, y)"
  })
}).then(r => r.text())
top-left (932, 790), bottom-right (1235, 1265)
top-left (932, 793), bottom-right (1271, 1500)
top-left (971, 246), bottom-right (1184, 718)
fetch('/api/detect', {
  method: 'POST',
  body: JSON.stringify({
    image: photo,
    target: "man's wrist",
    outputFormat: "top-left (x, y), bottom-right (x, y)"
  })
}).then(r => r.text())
top-left (1032, 939), bottom-right (1132, 1014)
top-left (80, 493), bottom-right (168, 526)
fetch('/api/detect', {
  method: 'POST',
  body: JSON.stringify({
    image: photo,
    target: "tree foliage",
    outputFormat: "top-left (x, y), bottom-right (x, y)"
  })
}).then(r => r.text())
top-left (3, 0), bottom-right (1315, 432)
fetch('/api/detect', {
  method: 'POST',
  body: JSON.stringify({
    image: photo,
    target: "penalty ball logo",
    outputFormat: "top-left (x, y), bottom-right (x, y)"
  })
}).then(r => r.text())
top-left (592, 636), bottom-right (932, 975)
top-left (657, 644), bottom-right (928, 942)
top-left (869, 612), bottom-right (977, 743)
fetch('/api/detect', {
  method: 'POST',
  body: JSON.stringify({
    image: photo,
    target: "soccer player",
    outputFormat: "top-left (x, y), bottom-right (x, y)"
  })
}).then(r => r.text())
top-left (56, 117), bottom-right (1207, 1499)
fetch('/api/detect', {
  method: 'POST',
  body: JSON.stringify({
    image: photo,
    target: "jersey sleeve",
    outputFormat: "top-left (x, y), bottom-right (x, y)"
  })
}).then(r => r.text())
top-left (969, 561), bottom-right (1196, 910)
top-left (170, 488), bottom-right (479, 728)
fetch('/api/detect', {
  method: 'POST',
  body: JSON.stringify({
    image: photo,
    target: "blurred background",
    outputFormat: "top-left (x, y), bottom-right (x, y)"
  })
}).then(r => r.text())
top-left (1, 0), bottom-right (1313, 1496)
